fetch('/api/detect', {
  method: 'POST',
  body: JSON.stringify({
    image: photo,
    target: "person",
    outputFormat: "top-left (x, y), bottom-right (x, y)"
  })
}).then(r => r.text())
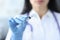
top-left (5, 0), bottom-right (60, 40)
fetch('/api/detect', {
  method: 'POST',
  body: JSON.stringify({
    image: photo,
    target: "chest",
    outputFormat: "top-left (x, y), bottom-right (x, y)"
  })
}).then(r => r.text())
top-left (25, 17), bottom-right (60, 40)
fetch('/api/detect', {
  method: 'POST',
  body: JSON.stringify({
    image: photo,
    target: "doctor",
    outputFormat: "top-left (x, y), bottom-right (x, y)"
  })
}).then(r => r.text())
top-left (6, 0), bottom-right (60, 40)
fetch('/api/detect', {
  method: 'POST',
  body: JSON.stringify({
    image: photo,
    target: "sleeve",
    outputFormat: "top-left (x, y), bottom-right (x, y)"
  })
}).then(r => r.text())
top-left (22, 24), bottom-right (32, 40)
top-left (5, 28), bottom-right (13, 40)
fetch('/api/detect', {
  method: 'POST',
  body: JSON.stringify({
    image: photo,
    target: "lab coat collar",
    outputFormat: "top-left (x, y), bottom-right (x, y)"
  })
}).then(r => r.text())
top-left (29, 9), bottom-right (53, 19)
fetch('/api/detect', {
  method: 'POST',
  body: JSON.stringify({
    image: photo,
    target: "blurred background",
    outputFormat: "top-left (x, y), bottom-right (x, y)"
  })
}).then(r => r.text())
top-left (0, 0), bottom-right (60, 40)
top-left (0, 0), bottom-right (24, 40)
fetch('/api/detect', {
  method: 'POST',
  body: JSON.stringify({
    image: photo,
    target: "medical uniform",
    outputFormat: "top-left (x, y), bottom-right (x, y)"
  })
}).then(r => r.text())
top-left (6, 9), bottom-right (60, 40)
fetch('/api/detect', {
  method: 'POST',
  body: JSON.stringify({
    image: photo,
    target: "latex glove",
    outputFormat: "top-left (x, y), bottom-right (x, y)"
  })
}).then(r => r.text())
top-left (9, 14), bottom-right (28, 40)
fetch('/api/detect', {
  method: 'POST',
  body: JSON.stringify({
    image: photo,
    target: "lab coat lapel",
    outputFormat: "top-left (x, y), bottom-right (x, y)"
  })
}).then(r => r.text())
top-left (27, 10), bottom-right (45, 40)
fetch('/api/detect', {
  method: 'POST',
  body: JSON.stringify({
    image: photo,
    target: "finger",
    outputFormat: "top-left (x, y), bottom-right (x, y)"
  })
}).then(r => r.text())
top-left (9, 18), bottom-right (19, 26)
top-left (9, 19), bottom-right (15, 27)
top-left (11, 18), bottom-right (17, 23)
top-left (22, 16), bottom-right (28, 21)
top-left (16, 16), bottom-right (28, 22)
top-left (15, 17), bottom-right (23, 22)
top-left (9, 18), bottom-right (18, 32)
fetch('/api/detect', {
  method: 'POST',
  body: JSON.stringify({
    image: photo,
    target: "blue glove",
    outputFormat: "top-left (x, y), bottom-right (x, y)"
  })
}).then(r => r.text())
top-left (9, 14), bottom-right (28, 40)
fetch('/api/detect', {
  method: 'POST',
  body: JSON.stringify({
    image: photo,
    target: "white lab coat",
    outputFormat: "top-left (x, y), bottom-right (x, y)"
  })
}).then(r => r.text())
top-left (6, 9), bottom-right (60, 40)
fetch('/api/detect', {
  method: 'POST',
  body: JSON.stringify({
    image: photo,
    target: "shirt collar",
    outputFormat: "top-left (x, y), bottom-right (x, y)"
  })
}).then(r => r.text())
top-left (29, 9), bottom-right (53, 19)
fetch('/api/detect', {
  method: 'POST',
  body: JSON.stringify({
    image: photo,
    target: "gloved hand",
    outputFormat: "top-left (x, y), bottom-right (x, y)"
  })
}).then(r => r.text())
top-left (9, 14), bottom-right (28, 40)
